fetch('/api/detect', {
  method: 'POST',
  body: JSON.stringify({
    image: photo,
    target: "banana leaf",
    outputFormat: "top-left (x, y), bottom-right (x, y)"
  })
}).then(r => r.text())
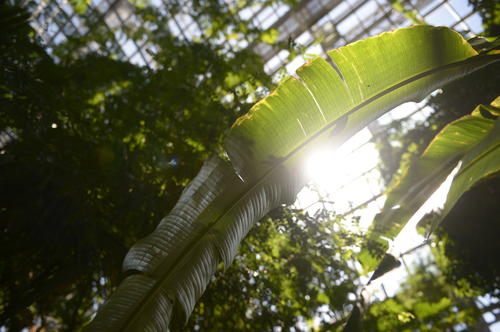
top-left (440, 100), bottom-right (500, 220)
top-left (86, 26), bottom-right (500, 331)
top-left (361, 98), bottom-right (500, 270)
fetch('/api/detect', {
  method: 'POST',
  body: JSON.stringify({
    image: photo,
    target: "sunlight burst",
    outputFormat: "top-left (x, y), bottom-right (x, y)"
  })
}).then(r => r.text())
top-left (305, 148), bottom-right (344, 188)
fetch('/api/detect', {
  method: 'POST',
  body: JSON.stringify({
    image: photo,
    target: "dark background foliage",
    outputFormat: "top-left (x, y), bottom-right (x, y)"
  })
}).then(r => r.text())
top-left (0, 0), bottom-right (499, 331)
top-left (438, 176), bottom-right (500, 297)
top-left (1, 2), bottom-right (272, 329)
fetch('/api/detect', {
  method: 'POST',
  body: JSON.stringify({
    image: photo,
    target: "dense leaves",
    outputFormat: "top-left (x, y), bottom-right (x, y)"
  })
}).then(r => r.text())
top-left (183, 208), bottom-right (362, 332)
top-left (2, 1), bottom-right (499, 330)
top-left (362, 95), bottom-right (500, 274)
top-left (436, 176), bottom-right (500, 297)
top-left (0, 2), bottom-right (271, 329)
top-left (469, 0), bottom-right (500, 36)
top-left (88, 25), bottom-right (499, 330)
top-left (364, 259), bottom-right (487, 331)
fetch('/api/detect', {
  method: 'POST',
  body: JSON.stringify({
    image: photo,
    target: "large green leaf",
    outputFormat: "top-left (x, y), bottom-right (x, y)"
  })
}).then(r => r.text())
top-left (361, 98), bottom-right (500, 270)
top-left (441, 101), bottom-right (500, 217)
top-left (86, 26), bottom-right (500, 331)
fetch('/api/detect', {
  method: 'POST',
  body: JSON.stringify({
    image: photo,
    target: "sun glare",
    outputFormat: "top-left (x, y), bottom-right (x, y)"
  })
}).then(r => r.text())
top-left (299, 128), bottom-right (382, 222)
top-left (305, 148), bottom-right (341, 187)
top-left (299, 116), bottom-right (461, 299)
top-left (300, 130), bottom-right (459, 301)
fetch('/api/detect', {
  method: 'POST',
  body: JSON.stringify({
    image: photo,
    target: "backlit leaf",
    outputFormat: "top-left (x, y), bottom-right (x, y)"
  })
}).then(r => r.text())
top-left (86, 27), bottom-right (500, 331)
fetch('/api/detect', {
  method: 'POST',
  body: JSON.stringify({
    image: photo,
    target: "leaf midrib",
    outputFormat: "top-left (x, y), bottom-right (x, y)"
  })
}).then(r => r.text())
top-left (454, 141), bottom-right (500, 179)
top-left (118, 53), bottom-right (500, 331)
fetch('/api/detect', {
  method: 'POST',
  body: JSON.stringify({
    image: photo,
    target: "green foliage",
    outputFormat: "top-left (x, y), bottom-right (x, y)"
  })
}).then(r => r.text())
top-left (86, 26), bottom-right (500, 331)
top-left (2, 1), bottom-right (500, 330)
top-left (364, 258), bottom-right (485, 331)
top-left (367, 253), bottom-right (401, 284)
top-left (363, 97), bottom-right (500, 269)
top-left (183, 208), bottom-right (362, 331)
top-left (374, 58), bottom-right (500, 189)
top-left (0, 2), bottom-right (271, 329)
top-left (469, 0), bottom-right (500, 36)
top-left (431, 176), bottom-right (500, 297)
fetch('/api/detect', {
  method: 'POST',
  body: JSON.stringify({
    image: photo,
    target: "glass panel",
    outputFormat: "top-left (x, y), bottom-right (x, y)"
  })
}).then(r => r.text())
top-left (425, 5), bottom-right (458, 26)
top-left (121, 39), bottom-right (137, 58)
top-left (306, 0), bottom-right (322, 16)
top-left (356, 0), bottom-right (378, 23)
top-left (296, 30), bottom-right (314, 46)
top-left (465, 13), bottom-right (482, 34)
top-left (95, 0), bottom-right (110, 14)
top-left (327, 2), bottom-right (351, 22)
top-left (52, 32), bottom-right (67, 45)
top-left (130, 52), bottom-right (146, 66)
top-left (104, 11), bottom-right (121, 29)
top-left (337, 15), bottom-right (360, 36)
top-left (449, 0), bottom-right (473, 17)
